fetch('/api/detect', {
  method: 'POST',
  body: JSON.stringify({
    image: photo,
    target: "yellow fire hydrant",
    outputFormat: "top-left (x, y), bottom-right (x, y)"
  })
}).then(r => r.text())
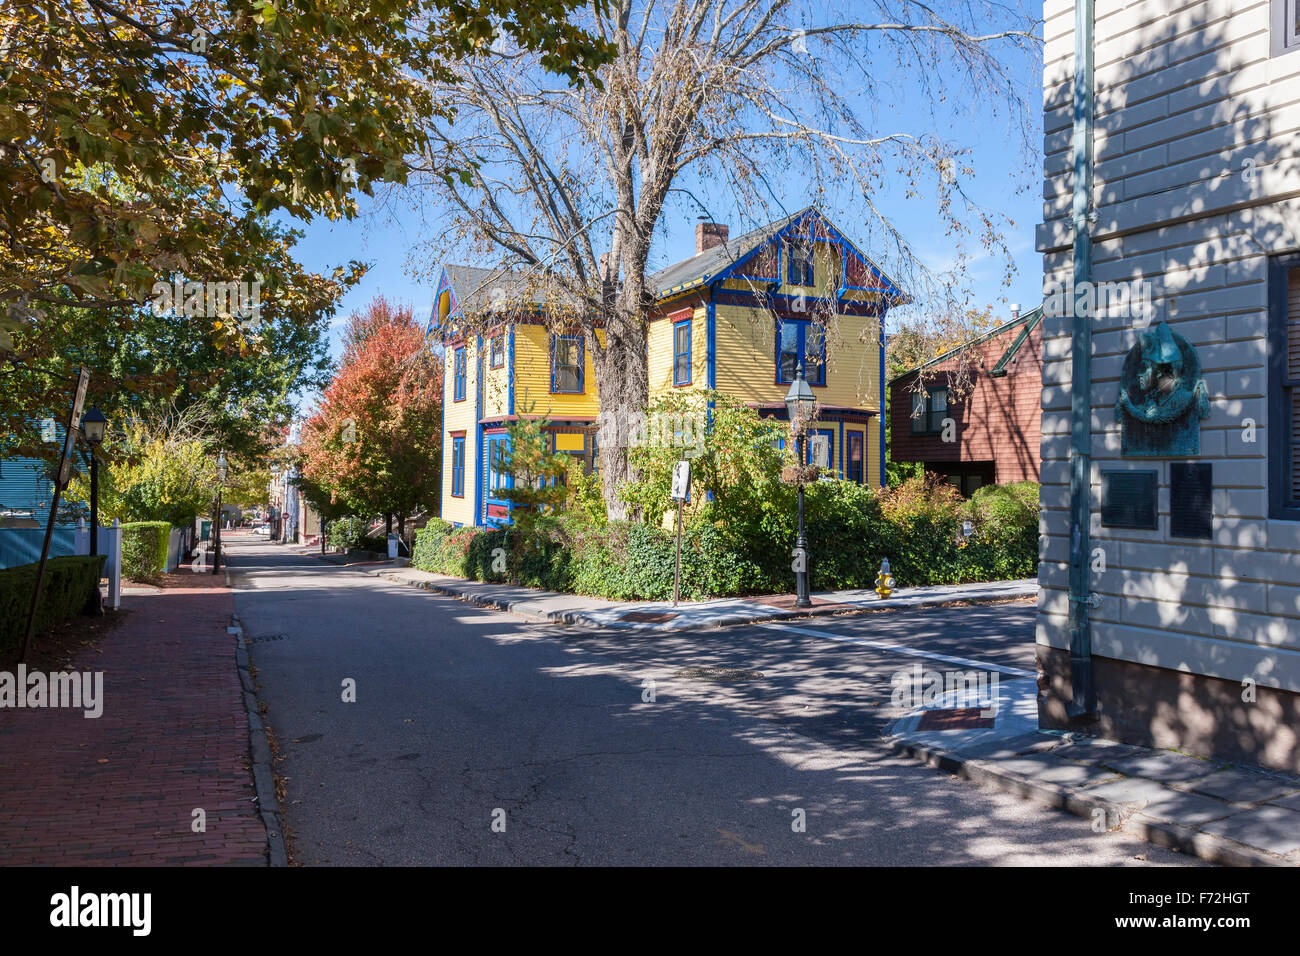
top-left (875, 558), bottom-right (895, 599)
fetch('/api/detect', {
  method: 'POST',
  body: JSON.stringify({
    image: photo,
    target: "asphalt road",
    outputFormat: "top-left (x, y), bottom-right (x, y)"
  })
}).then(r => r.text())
top-left (228, 536), bottom-right (1198, 866)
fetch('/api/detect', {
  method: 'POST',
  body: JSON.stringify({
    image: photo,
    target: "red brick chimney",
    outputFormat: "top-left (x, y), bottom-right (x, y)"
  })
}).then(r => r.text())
top-left (696, 222), bottom-right (729, 255)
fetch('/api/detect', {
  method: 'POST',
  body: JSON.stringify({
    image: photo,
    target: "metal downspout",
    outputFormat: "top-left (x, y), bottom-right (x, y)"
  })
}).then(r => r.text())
top-left (1067, 0), bottom-right (1096, 717)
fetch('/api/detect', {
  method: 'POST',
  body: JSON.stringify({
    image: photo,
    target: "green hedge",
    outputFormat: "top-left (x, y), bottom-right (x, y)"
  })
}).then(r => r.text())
top-left (0, 554), bottom-right (108, 658)
top-left (121, 521), bottom-right (171, 582)
top-left (409, 479), bottom-right (1040, 601)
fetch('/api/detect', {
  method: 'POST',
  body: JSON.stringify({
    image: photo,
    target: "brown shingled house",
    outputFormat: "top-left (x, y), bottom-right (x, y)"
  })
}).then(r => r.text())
top-left (889, 306), bottom-right (1043, 495)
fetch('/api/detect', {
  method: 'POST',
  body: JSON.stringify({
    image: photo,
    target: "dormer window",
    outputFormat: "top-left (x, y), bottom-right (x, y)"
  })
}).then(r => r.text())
top-left (785, 238), bottom-right (814, 286)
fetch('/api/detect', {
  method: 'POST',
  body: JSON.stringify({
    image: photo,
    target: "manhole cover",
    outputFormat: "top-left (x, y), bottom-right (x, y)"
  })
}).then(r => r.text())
top-left (675, 666), bottom-right (765, 682)
top-left (245, 633), bottom-right (288, 644)
top-left (621, 610), bottom-right (679, 623)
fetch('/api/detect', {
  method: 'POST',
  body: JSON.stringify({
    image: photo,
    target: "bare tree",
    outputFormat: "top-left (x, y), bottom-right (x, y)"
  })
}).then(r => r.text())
top-left (408, 0), bottom-right (1040, 519)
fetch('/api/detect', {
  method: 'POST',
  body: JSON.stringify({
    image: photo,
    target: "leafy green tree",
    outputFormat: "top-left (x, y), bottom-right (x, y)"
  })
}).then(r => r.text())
top-left (497, 407), bottom-right (571, 522)
top-left (621, 390), bottom-right (791, 533)
top-left (65, 407), bottom-right (217, 526)
top-left (1, 0), bottom-right (611, 459)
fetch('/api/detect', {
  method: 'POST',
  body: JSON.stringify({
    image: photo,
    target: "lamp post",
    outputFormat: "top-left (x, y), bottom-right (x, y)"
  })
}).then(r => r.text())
top-left (212, 452), bottom-right (227, 574)
top-left (80, 405), bottom-right (107, 555)
top-left (784, 365), bottom-right (816, 608)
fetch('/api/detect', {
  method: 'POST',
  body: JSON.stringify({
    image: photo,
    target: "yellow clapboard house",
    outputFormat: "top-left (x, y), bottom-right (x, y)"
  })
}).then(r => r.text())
top-left (431, 207), bottom-right (906, 526)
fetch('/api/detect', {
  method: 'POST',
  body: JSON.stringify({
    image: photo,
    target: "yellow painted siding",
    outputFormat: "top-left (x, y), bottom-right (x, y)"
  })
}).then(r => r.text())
top-left (512, 325), bottom-right (602, 419)
top-left (648, 306), bottom-right (707, 399)
top-left (441, 340), bottom-right (477, 525)
top-left (867, 424), bottom-right (881, 488)
top-left (713, 304), bottom-right (881, 411)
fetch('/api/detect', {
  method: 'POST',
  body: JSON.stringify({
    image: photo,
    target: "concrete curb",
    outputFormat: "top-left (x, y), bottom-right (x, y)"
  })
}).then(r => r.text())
top-left (367, 568), bottom-right (1036, 633)
top-left (889, 735), bottom-right (1293, 868)
top-left (230, 613), bottom-right (288, 868)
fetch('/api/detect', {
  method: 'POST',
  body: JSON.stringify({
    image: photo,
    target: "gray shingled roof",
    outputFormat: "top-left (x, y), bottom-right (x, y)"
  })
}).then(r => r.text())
top-left (440, 264), bottom-right (546, 315)
top-left (647, 207), bottom-right (809, 298)
top-left (437, 204), bottom-right (901, 320)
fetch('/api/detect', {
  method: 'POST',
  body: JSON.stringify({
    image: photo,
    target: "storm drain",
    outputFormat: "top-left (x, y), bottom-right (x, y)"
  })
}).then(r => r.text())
top-left (621, 610), bottom-right (678, 623)
top-left (674, 666), bottom-right (765, 682)
top-left (244, 633), bottom-right (289, 644)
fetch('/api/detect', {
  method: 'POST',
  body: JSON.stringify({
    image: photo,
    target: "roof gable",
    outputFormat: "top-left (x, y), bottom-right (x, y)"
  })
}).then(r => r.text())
top-left (650, 206), bottom-right (908, 305)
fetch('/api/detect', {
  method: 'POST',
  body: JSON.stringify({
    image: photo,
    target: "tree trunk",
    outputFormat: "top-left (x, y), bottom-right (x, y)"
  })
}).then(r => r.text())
top-left (384, 512), bottom-right (392, 534)
top-left (397, 513), bottom-right (405, 539)
top-left (593, 260), bottom-right (650, 521)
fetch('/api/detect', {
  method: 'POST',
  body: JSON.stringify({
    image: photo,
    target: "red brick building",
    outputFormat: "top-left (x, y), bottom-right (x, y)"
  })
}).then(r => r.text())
top-left (889, 306), bottom-right (1042, 494)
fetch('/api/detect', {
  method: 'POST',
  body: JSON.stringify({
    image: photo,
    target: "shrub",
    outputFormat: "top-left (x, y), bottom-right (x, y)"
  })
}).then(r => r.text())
top-left (960, 481), bottom-right (1040, 581)
top-left (327, 516), bottom-right (370, 551)
top-left (412, 519), bottom-right (454, 570)
top-left (0, 554), bottom-right (107, 658)
top-left (120, 521), bottom-right (171, 582)
top-left (407, 476), bottom-right (1039, 600)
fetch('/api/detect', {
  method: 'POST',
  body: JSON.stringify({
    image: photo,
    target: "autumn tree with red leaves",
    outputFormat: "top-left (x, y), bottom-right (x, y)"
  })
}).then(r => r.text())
top-left (299, 297), bottom-right (442, 536)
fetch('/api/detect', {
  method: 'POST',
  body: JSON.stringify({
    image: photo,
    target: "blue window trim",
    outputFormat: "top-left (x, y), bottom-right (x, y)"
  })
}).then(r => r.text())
top-left (451, 436), bottom-right (466, 497)
top-left (775, 318), bottom-right (826, 386)
top-left (847, 431), bottom-right (865, 484)
top-left (878, 316), bottom-right (887, 488)
top-left (550, 333), bottom-right (585, 394)
top-left (453, 346), bottom-right (467, 402)
top-left (673, 317), bottom-right (692, 386)
top-left (807, 428), bottom-right (834, 468)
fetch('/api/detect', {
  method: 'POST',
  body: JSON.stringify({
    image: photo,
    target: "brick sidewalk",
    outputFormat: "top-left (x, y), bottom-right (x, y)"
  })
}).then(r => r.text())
top-left (0, 571), bottom-right (267, 865)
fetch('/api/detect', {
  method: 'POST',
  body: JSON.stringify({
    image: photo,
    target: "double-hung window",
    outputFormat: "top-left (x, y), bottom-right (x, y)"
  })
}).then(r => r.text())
top-left (847, 432), bottom-right (864, 484)
top-left (776, 319), bottom-right (826, 385)
top-left (786, 238), bottom-right (814, 286)
top-left (453, 347), bottom-right (467, 402)
top-left (673, 318), bottom-right (692, 385)
top-left (489, 335), bottom-right (505, 369)
top-left (451, 436), bottom-right (466, 497)
top-left (1270, 258), bottom-right (1300, 518)
top-left (551, 334), bottom-right (584, 393)
top-left (909, 387), bottom-right (950, 435)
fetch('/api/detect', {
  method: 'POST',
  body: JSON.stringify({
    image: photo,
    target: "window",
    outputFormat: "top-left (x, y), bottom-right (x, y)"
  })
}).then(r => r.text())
top-left (490, 335), bottom-right (505, 369)
top-left (909, 386), bottom-right (950, 435)
top-left (1270, 259), bottom-right (1300, 518)
top-left (551, 334), bottom-right (584, 393)
top-left (451, 436), bottom-right (466, 497)
top-left (807, 429), bottom-right (833, 469)
top-left (786, 238), bottom-right (814, 286)
top-left (453, 347), bottom-right (467, 402)
top-left (487, 437), bottom-right (508, 494)
top-left (848, 432), bottom-right (864, 483)
top-left (1273, 0), bottom-right (1300, 55)
top-left (775, 319), bottom-right (826, 385)
top-left (673, 318), bottom-right (692, 385)
top-left (928, 387), bottom-right (948, 434)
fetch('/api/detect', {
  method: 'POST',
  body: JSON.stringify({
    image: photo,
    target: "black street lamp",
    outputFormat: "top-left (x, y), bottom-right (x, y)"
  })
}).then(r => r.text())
top-left (784, 365), bottom-right (816, 608)
top-left (212, 452), bottom-right (227, 574)
top-left (80, 405), bottom-right (107, 555)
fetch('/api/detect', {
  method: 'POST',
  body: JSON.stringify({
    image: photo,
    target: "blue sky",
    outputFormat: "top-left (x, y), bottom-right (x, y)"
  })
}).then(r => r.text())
top-left (284, 25), bottom-right (1045, 408)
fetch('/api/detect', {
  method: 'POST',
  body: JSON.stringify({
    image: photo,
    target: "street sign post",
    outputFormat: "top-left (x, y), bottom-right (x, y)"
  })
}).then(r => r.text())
top-left (670, 460), bottom-right (690, 607)
top-left (22, 366), bottom-right (90, 662)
